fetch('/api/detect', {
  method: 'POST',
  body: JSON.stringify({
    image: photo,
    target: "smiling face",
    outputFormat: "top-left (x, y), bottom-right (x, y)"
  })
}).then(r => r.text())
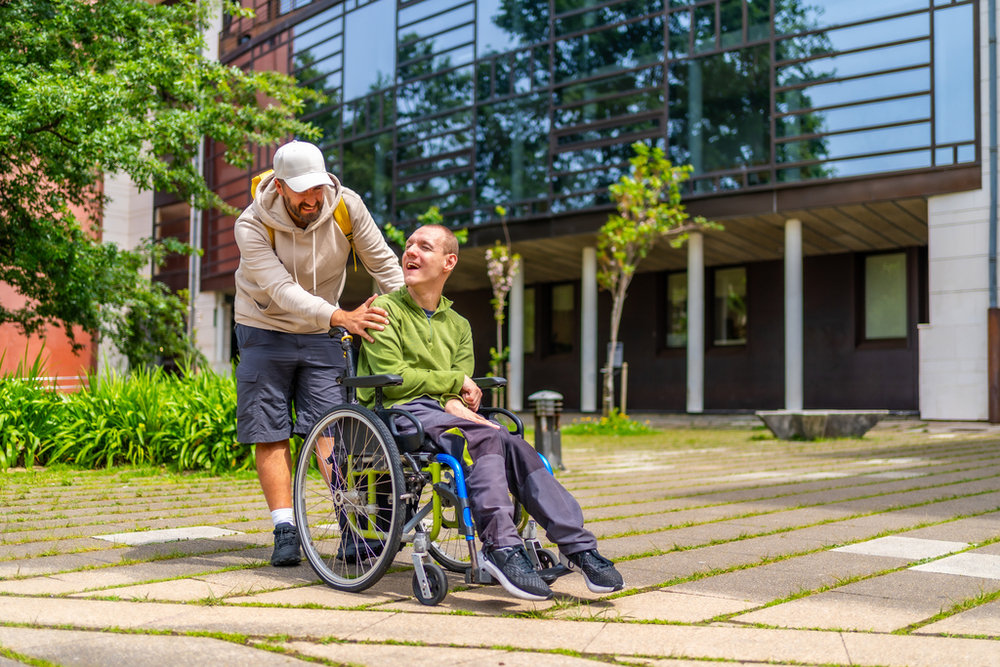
top-left (402, 226), bottom-right (458, 290)
top-left (275, 180), bottom-right (326, 227)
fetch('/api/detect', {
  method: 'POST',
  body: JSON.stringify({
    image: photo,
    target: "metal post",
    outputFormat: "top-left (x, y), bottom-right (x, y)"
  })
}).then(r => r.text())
top-left (620, 362), bottom-right (628, 416)
top-left (509, 267), bottom-right (524, 412)
top-left (581, 247), bottom-right (598, 412)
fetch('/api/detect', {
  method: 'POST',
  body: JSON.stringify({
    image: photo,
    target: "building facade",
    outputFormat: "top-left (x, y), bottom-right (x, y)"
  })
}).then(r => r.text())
top-left (120, 0), bottom-right (993, 417)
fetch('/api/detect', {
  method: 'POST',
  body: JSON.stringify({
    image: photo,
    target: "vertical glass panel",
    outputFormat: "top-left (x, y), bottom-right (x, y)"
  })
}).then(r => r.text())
top-left (477, 0), bottom-right (550, 57)
top-left (693, 3), bottom-right (715, 53)
top-left (476, 93), bottom-right (550, 207)
top-left (396, 65), bottom-right (475, 123)
top-left (746, 0), bottom-right (769, 41)
top-left (342, 132), bottom-right (393, 223)
top-left (668, 9), bottom-right (691, 57)
top-left (668, 46), bottom-right (770, 175)
top-left (524, 286), bottom-right (536, 354)
top-left (344, 0), bottom-right (395, 101)
top-left (934, 5), bottom-right (975, 145)
top-left (935, 146), bottom-right (954, 166)
top-left (865, 253), bottom-right (907, 339)
top-left (280, 0), bottom-right (314, 15)
top-left (720, 0), bottom-right (742, 49)
top-left (550, 283), bottom-right (575, 354)
top-left (957, 144), bottom-right (976, 163)
top-left (555, 0), bottom-right (664, 36)
top-left (714, 267), bottom-right (746, 346)
top-left (554, 16), bottom-right (664, 82)
top-left (775, 0), bottom-right (926, 36)
top-left (666, 272), bottom-right (688, 348)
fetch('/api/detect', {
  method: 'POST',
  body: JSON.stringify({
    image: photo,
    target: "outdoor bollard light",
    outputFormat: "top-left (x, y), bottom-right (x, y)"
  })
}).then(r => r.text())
top-left (528, 390), bottom-right (564, 470)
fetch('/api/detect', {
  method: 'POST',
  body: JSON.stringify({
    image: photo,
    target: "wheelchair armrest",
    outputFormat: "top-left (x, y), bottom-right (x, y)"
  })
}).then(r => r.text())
top-left (341, 374), bottom-right (403, 388)
top-left (378, 407), bottom-right (425, 454)
top-left (473, 376), bottom-right (507, 388)
top-left (479, 407), bottom-right (524, 437)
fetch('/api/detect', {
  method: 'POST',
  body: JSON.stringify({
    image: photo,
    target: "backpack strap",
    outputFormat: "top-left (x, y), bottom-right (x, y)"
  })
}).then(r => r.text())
top-left (334, 197), bottom-right (357, 272)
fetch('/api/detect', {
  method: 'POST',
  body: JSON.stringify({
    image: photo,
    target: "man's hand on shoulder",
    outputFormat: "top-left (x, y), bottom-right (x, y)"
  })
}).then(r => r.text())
top-left (444, 399), bottom-right (500, 429)
top-left (330, 294), bottom-right (389, 343)
top-left (459, 375), bottom-right (482, 412)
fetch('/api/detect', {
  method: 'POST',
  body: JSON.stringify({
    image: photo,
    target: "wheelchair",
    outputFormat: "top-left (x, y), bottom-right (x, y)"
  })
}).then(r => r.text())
top-left (292, 332), bottom-right (566, 605)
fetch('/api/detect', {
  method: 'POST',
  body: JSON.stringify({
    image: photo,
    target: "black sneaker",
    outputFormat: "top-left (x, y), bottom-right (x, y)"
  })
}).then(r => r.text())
top-left (482, 546), bottom-right (553, 601)
top-left (561, 549), bottom-right (624, 593)
top-left (337, 538), bottom-right (385, 564)
top-left (271, 523), bottom-right (301, 567)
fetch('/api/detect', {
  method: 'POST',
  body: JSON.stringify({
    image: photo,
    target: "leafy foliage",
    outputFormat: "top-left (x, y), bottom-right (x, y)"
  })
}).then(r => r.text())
top-left (485, 206), bottom-right (520, 406)
top-left (597, 142), bottom-right (721, 416)
top-left (0, 0), bottom-right (320, 364)
top-left (562, 410), bottom-right (657, 436)
top-left (0, 356), bottom-right (248, 473)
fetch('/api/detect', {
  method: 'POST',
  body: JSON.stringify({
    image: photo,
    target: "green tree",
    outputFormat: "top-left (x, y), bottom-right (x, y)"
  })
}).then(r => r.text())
top-left (597, 142), bottom-right (720, 417)
top-left (0, 0), bottom-right (320, 367)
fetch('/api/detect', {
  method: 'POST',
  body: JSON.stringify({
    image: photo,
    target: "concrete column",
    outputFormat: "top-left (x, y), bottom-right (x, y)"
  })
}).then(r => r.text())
top-left (581, 247), bottom-right (598, 412)
top-left (508, 268), bottom-right (524, 412)
top-left (785, 218), bottom-right (804, 411)
top-left (687, 233), bottom-right (704, 413)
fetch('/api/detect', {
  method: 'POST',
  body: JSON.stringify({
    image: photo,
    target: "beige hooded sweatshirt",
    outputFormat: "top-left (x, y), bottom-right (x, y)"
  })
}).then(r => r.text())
top-left (233, 171), bottom-right (403, 334)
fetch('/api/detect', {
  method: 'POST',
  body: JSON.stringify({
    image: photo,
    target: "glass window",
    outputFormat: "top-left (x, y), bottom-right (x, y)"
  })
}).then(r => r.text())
top-left (343, 0), bottom-right (395, 101)
top-left (341, 132), bottom-right (393, 223)
top-left (668, 46), bottom-right (770, 176)
top-left (396, 65), bottom-right (474, 123)
top-left (477, 0), bottom-right (549, 57)
top-left (720, 0), bottom-right (742, 49)
top-left (934, 4), bottom-right (975, 145)
top-left (476, 93), bottom-right (550, 206)
top-left (550, 283), bottom-right (575, 354)
top-left (666, 272), bottom-right (687, 348)
top-left (714, 267), bottom-right (746, 346)
top-left (865, 253), bottom-right (907, 339)
top-left (555, 0), bottom-right (663, 37)
top-left (524, 286), bottom-right (536, 354)
top-left (554, 17), bottom-right (664, 83)
top-left (777, 96), bottom-right (931, 140)
top-left (775, 0), bottom-right (926, 36)
top-left (692, 2), bottom-right (715, 53)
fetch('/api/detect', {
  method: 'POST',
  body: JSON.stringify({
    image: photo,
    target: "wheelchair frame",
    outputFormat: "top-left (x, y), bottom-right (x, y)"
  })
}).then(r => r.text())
top-left (292, 332), bottom-right (562, 605)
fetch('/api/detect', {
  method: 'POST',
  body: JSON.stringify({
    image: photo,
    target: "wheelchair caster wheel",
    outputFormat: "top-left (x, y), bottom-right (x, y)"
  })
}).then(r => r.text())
top-left (537, 549), bottom-right (557, 570)
top-left (413, 562), bottom-right (448, 606)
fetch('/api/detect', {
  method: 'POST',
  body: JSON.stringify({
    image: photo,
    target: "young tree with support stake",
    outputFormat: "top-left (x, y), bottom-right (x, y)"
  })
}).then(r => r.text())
top-left (597, 142), bottom-right (720, 417)
top-left (486, 206), bottom-right (520, 408)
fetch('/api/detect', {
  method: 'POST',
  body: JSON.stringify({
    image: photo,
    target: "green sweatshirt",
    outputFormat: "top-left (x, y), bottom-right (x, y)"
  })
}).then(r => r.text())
top-left (357, 287), bottom-right (474, 409)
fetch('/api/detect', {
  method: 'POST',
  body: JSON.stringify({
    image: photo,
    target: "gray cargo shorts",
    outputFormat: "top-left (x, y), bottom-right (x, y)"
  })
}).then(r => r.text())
top-left (234, 324), bottom-right (348, 444)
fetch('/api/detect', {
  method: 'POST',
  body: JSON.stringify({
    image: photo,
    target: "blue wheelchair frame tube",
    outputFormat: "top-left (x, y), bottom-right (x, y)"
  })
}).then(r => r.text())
top-left (434, 453), bottom-right (475, 542)
top-left (537, 452), bottom-right (553, 475)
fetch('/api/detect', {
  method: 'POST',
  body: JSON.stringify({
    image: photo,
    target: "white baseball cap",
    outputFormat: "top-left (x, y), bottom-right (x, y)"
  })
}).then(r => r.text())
top-left (272, 141), bottom-right (334, 193)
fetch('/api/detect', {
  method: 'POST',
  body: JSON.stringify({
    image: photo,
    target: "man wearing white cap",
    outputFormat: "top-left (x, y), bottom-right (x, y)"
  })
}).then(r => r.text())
top-left (233, 140), bottom-right (403, 566)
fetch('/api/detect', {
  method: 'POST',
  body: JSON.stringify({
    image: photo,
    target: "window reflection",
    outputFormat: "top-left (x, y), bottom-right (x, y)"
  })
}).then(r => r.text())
top-left (342, 132), bottom-right (393, 223)
top-left (476, 93), bottom-right (549, 208)
top-left (714, 267), bottom-right (746, 346)
top-left (865, 253), bottom-right (907, 339)
top-left (668, 46), bottom-right (770, 176)
top-left (477, 0), bottom-right (548, 57)
top-left (343, 0), bottom-right (395, 101)
top-left (666, 272), bottom-right (688, 348)
top-left (934, 4), bottom-right (975, 145)
top-left (550, 283), bottom-right (575, 355)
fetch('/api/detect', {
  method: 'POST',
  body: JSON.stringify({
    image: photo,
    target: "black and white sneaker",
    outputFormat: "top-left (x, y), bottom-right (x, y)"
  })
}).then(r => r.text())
top-left (271, 523), bottom-right (301, 567)
top-left (561, 549), bottom-right (624, 593)
top-left (482, 546), bottom-right (553, 601)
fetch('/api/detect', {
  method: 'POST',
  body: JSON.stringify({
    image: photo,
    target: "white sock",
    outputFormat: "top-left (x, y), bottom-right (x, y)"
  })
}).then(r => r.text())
top-left (271, 508), bottom-right (295, 527)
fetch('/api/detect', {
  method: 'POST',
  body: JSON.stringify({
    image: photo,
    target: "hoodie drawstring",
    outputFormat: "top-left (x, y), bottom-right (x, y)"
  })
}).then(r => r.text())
top-left (312, 233), bottom-right (317, 296)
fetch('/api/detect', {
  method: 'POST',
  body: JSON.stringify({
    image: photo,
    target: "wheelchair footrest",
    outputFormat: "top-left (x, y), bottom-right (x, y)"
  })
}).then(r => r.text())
top-left (537, 563), bottom-right (572, 584)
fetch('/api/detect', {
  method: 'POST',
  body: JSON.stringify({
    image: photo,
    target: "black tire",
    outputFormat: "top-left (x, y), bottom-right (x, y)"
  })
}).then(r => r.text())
top-left (412, 562), bottom-right (448, 606)
top-left (293, 405), bottom-right (404, 592)
top-left (537, 548), bottom-right (557, 570)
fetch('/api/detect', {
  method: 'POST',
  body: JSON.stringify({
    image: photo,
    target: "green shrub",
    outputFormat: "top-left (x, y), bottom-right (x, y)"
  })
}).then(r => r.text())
top-left (0, 353), bottom-right (248, 472)
top-left (561, 409), bottom-right (657, 436)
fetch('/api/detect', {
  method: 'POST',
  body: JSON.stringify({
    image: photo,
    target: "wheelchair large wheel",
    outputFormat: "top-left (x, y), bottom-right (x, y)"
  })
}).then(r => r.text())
top-left (294, 405), bottom-right (404, 592)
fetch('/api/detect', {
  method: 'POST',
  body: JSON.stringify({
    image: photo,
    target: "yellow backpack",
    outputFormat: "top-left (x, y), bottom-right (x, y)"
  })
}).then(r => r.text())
top-left (251, 169), bottom-right (357, 270)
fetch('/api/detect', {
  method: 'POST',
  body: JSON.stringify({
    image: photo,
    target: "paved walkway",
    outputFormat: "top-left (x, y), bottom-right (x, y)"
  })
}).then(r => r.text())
top-left (1, 418), bottom-right (999, 666)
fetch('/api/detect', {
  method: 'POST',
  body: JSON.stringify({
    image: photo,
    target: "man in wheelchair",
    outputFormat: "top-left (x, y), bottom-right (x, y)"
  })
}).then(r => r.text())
top-left (356, 224), bottom-right (624, 601)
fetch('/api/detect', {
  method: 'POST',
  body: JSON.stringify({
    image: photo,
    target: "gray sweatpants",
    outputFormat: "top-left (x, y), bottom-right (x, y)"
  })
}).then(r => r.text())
top-left (393, 398), bottom-right (597, 555)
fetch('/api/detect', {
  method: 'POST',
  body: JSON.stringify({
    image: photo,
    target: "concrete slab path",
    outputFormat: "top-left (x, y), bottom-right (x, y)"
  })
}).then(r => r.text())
top-left (2, 417), bottom-right (999, 665)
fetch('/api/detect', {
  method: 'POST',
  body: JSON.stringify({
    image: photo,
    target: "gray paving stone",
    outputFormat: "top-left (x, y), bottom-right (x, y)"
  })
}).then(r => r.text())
top-left (833, 536), bottom-right (969, 559)
top-left (916, 598), bottom-right (1000, 637)
top-left (91, 526), bottom-right (244, 545)
top-left (910, 553), bottom-right (1000, 579)
top-left (0, 625), bottom-right (311, 666)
